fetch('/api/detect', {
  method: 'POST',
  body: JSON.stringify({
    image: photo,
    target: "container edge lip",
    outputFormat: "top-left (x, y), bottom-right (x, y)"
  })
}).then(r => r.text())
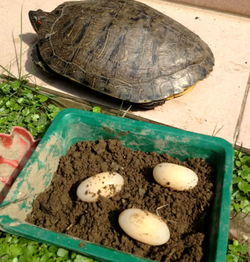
top-left (210, 142), bottom-right (234, 262)
top-left (213, 166), bottom-right (233, 262)
top-left (54, 108), bottom-right (234, 148)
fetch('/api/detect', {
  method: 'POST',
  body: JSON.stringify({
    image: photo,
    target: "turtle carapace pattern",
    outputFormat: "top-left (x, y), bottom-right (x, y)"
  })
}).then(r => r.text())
top-left (29, 0), bottom-right (214, 108)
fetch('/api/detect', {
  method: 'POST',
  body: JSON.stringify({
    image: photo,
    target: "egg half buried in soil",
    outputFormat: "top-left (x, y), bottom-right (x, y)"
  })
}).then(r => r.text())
top-left (153, 163), bottom-right (198, 191)
top-left (118, 208), bottom-right (170, 246)
top-left (76, 172), bottom-right (124, 202)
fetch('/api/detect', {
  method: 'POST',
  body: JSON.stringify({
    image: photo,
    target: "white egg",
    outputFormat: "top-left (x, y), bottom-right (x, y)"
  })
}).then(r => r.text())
top-left (118, 208), bottom-right (170, 246)
top-left (76, 172), bottom-right (124, 202)
top-left (153, 162), bottom-right (198, 191)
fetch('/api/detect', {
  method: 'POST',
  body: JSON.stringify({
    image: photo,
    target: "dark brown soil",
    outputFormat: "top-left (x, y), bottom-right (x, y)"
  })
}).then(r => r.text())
top-left (26, 139), bottom-right (215, 262)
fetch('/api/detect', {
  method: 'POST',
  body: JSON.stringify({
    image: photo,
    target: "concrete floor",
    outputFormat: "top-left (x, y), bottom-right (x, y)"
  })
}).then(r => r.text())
top-left (0, 0), bottom-right (250, 149)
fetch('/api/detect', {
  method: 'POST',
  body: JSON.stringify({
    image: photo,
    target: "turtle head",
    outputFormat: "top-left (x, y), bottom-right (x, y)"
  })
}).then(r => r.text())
top-left (29, 9), bottom-right (53, 33)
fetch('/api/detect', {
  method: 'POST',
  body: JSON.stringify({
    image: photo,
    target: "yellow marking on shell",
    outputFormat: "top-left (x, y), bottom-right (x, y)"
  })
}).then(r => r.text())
top-left (166, 84), bottom-right (196, 101)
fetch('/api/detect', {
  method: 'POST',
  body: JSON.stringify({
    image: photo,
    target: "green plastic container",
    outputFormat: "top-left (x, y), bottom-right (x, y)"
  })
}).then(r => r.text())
top-left (0, 108), bottom-right (233, 262)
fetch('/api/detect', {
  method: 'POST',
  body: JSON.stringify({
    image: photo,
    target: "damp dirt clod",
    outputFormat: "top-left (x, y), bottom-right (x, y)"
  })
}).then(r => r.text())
top-left (26, 139), bottom-right (215, 262)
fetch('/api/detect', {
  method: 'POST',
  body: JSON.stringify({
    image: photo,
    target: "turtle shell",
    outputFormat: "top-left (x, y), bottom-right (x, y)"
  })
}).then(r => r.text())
top-left (29, 0), bottom-right (214, 105)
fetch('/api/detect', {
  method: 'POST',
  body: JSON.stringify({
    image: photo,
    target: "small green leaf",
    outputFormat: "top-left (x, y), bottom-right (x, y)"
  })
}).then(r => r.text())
top-left (48, 245), bottom-right (58, 253)
top-left (40, 254), bottom-right (51, 262)
top-left (240, 168), bottom-right (250, 182)
top-left (240, 155), bottom-right (250, 163)
top-left (0, 83), bottom-right (11, 94)
top-left (0, 106), bottom-right (7, 113)
top-left (37, 94), bottom-right (48, 103)
top-left (74, 254), bottom-right (94, 262)
top-left (242, 203), bottom-right (250, 213)
top-left (231, 203), bottom-right (241, 213)
top-left (232, 176), bottom-right (242, 184)
top-left (9, 245), bottom-right (23, 257)
top-left (36, 124), bottom-right (46, 133)
top-left (24, 114), bottom-right (32, 123)
top-left (31, 114), bottom-right (40, 122)
top-left (226, 254), bottom-right (238, 262)
top-left (17, 97), bottom-right (25, 104)
top-left (57, 248), bottom-right (69, 258)
top-left (47, 104), bottom-right (58, 111)
top-left (92, 106), bottom-right (102, 113)
top-left (0, 97), bottom-right (5, 105)
top-left (48, 111), bottom-right (58, 120)
top-left (5, 99), bottom-right (15, 108)
top-left (22, 108), bottom-right (30, 116)
top-left (11, 80), bottom-right (21, 90)
top-left (25, 243), bottom-right (38, 256)
top-left (25, 92), bottom-right (33, 99)
top-left (238, 181), bottom-right (250, 194)
top-left (242, 163), bottom-right (250, 170)
top-left (235, 160), bottom-right (242, 168)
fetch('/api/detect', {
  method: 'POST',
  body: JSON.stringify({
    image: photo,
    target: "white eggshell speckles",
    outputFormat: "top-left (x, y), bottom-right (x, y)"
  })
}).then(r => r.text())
top-left (76, 172), bottom-right (124, 202)
top-left (118, 208), bottom-right (170, 246)
top-left (153, 163), bottom-right (198, 191)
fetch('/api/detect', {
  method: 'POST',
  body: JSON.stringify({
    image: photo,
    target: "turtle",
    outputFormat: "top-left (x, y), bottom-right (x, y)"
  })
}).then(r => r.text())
top-left (29, 0), bottom-right (214, 109)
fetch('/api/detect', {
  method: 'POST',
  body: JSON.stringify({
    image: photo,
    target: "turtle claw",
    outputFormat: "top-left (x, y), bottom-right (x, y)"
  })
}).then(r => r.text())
top-left (0, 127), bottom-right (39, 203)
